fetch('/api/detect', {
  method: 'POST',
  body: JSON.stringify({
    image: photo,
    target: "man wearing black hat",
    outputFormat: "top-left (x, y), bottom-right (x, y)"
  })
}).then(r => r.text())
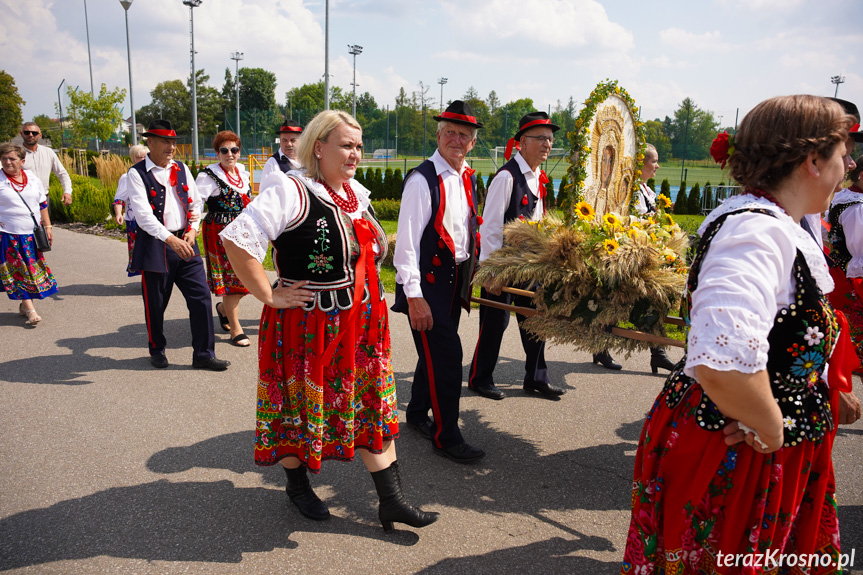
top-left (467, 112), bottom-right (566, 401)
top-left (126, 120), bottom-right (230, 371)
top-left (392, 101), bottom-right (485, 463)
top-left (261, 120), bottom-right (303, 178)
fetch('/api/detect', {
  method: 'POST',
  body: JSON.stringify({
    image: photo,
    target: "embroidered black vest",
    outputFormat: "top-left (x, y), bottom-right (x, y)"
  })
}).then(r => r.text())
top-left (129, 160), bottom-right (195, 273)
top-left (271, 151), bottom-right (292, 174)
top-left (201, 167), bottom-right (250, 226)
top-left (392, 159), bottom-right (478, 315)
top-left (498, 158), bottom-right (539, 224)
top-left (663, 208), bottom-right (837, 446)
top-left (827, 192), bottom-right (863, 272)
top-left (270, 177), bottom-right (386, 312)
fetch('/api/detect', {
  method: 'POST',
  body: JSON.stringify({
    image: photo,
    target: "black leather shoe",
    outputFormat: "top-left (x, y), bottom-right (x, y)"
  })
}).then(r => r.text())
top-left (407, 420), bottom-right (434, 441)
top-left (650, 347), bottom-right (677, 374)
top-left (192, 357), bottom-right (231, 371)
top-left (523, 380), bottom-right (566, 398)
top-left (593, 350), bottom-right (622, 370)
top-left (433, 442), bottom-right (485, 463)
top-left (469, 382), bottom-right (505, 400)
top-left (150, 354), bottom-right (169, 369)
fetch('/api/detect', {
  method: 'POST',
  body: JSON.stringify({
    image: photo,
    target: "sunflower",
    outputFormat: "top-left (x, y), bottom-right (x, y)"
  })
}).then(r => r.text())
top-left (627, 228), bottom-right (640, 240)
top-left (603, 212), bottom-right (622, 228)
top-left (656, 194), bottom-right (672, 209)
top-left (661, 213), bottom-right (676, 228)
top-left (575, 201), bottom-right (595, 221)
top-left (602, 238), bottom-right (619, 255)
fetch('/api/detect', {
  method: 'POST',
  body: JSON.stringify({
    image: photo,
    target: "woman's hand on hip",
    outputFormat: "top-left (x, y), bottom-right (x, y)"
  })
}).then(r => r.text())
top-left (270, 280), bottom-right (314, 309)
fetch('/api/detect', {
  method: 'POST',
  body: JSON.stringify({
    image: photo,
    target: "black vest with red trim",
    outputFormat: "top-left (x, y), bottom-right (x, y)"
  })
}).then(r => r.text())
top-left (828, 190), bottom-right (863, 273)
top-left (392, 159), bottom-right (478, 315)
top-left (129, 160), bottom-right (197, 273)
top-left (271, 151), bottom-right (292, 173)
top-left (498, 157), bottom-right (539, 224)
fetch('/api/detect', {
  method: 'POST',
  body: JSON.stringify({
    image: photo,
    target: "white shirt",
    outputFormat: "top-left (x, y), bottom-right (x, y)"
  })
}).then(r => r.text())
top-left (113, 173), bottom-right (135, 222)
top-left (24, 144), bottom-right (72, 196)
top-left (126, 156), bottom-right (202, 242)
top-left (479, 151), bottom-right (543, 262)
top-left (634, 182), bottom-right (656, 215)
top-left (684, 195), bottom-right (833, 379)
top-left (261, 153), bottom-right (301, 180)
top-left (831, 188), bottom-right (863, 278)
top-left (393, 149), bottom-right (472, 298)
top-left (195, 162), bottom-right (250, 201)
top-left (0, 169), bottom-right (47, 235)
top-left (220, 170), bottom-right (372, 263)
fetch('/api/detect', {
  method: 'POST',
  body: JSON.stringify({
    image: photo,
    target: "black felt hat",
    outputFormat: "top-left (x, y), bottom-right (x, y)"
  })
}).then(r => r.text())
top-left (433, 100), bottom-right (483, 128)
top-left (830, 98), bottom-right (863, 143)
top-left (142, 119), bottom-right (180, 139)
top-left (277, 119), bottom-right (303, 135)
top-left (514, 111), bottom-right (560, 141)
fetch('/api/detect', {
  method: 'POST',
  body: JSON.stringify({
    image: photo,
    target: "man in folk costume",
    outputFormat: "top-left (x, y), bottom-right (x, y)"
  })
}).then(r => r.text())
top-left (261, 119), bottom-right (303, 178)
top-left (393, 101), bottom-right (485, 463)
top-left (468, 112), bottom-right (566, 401)
top-left (126, 120), bottom-right (230, 371)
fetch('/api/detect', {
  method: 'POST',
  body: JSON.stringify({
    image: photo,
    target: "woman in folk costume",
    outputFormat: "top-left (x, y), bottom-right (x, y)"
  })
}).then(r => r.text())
top-left (221, 110), bottom-right (438, 532)
top-left (195, 131), bottom-right (252, 347)
top-left (113, 144), bottom-right (149, 277)
top-left (622, 95), bottom-right (857, 574)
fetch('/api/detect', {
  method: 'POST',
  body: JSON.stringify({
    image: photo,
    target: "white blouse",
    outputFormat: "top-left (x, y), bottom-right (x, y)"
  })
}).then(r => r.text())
top-left (684, 195), bottom-right (833, 378)
top-left (831, 188), bottom-right (863, 278)
top-left (113, 173), bottom-right (135, 221)
top-left (220, 170), bottom-right (372, 263)
top-left (195, 162), bottom-right (250, 201)
top-left (634, 182), bottom-right (656, 215)
top-left (0, 169), bottom-right (47, 235)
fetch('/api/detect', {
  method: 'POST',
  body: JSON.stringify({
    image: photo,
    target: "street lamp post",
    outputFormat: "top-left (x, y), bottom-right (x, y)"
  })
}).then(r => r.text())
top-left (230, 51), bottom-right (243, 140)
top-left (348, 45), bottom-right (363, 118)
top-left (324, 0), bottom-right (330, 110)
top-left (120, 0), bottom-right (137, 145)
top-left (57, 79), bottom-right (66, 148)
top-left (437, 77), bottom-right (447, 113)
top-left (83, 0), bottom-right (99, 151)
top-left (831, 75), bottom-right (846, 98)
top-left (183, 0), bottom-right (203, 163)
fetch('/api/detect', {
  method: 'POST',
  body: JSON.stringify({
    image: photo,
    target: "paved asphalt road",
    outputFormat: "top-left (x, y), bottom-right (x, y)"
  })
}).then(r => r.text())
top-left (1, 227), bottom-right (862, 574)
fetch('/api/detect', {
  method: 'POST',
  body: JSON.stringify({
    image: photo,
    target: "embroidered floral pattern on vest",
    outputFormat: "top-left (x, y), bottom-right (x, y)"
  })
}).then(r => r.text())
top-left (308, 217), bottom-right (334, 274)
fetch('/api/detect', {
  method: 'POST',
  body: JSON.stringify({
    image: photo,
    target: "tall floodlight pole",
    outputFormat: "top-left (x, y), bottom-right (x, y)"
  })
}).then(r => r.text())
top-left (183, 0), bottom-right (203, 162)
top-left (831, 75), bottom-right (846, 98)
top-left (120, 0), bottom-right (137, 145)
top-left (57, 79), bottom-right (66, 148)
top-left (324, 0), bottom-right (330, 110)
top-left (83, 0), bottom-right (99, 151)
top-left (348, 45), bottom-right (363, 117)
top-left (438, 78), bottom-right (447, 113)
top-left (231, 51), bottom-right (243, 140)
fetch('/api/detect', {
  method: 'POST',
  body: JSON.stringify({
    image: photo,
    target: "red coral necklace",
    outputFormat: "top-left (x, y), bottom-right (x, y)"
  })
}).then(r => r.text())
top-left (223, 166), bottom-right (243, 188)
top-left (318, 179), bottom-right (359, 213)
top-left (3, 170), bottom-right (27, 193)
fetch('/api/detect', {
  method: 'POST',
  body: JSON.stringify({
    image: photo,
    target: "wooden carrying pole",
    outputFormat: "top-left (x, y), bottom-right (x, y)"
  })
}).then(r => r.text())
top-left (471, 287), bottom-right (686, 349)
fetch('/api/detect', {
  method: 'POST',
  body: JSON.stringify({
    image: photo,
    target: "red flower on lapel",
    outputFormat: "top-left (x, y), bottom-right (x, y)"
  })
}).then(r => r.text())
top-left (432, 255), bottom-right (441, 267)
top-left (425, 273), bottom-right (435, 284)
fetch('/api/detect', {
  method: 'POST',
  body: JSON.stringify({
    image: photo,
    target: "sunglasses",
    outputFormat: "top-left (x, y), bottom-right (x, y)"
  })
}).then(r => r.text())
top-left (219, 147), bottom-right (240, 155)
top-left (22, 130), bottom-right (40, 136)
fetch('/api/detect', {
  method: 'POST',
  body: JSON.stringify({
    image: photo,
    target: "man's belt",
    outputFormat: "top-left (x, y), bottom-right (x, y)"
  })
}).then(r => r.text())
top-left (170, 229), bottom-right (185, 238)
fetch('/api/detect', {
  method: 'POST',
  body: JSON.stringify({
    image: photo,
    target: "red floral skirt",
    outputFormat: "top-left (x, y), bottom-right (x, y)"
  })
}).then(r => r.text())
top-left (254, 295), bottom-right (398, 472)
top-left (202, 220), bottom-right (249, 296)
top-left (124, 220), bottom-right (140, 277)
top-left (622, 383), bottom-right (841, 574)
top-left (827, 268), bottom-right (863, 363)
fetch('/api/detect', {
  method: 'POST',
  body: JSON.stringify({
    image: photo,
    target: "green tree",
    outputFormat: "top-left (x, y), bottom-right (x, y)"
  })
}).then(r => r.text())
top-left (674, 181), bottom-right (688, 214)
top-left (687, 182), bottom-right (702, 214)
top-left (668, 98), bottom-right (719, 160)
top-left (354, 167), bottom-right (365, 186)
top-left (383, 167), bottom-right (394, 200)
top-left (239, 67), bottom-right (278, 111)
top-left (0, 70), bottom-right (25, 140)
top-left (393, 168), bottom-right (404, 198)
top-left (65, 84), bottom-right (126, 146)
top-left (373, 168), bottom-right (383, 193)
top-left (643, 119), bottom-right (672, 161)
top-left (545, 176), bottom-right (555, 207)
top-left (646, 178), bottom-right (655, 191)
top-left (136, 79), bottom-right (191, 135)
top-left (660, 178), bottom-right (670, 197)
top-left (188, 69), bottom-right (223, 139)
top-left (556, 173), bottom-right (569, 209)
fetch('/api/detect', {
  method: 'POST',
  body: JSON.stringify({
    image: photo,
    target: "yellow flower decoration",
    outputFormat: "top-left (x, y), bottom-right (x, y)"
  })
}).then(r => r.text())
top-left (602, 238), bottom-right (619, 255)
top-left (575, 201), bottom-right (595, 221)
top-left (657, 194), bottom-right (672, 209)
top-left (627, 229), bottom-right (639, 240)
top-left (661, 213), bottom-right (676, 228)
top-left (603, 212), bottom-right (622, 228)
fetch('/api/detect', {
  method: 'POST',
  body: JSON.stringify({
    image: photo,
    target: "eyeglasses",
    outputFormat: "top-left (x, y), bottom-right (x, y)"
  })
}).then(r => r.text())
top-left (22, 130), bottom-right (40, 136)
top-left (219, 147), bottom-right (240, 155)
top-left (523, 135), bottom-right (554, 144)
top-left (443, 129), bottom-right (473, 143)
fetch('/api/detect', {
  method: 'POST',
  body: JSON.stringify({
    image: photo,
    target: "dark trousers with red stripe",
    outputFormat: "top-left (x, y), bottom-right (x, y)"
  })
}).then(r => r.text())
top-left (405, 279), bottom-right (467, 450)
top-left (141, 248), bottom-right (215, 360)
top-left (468, 287), bottom-right (548, 389)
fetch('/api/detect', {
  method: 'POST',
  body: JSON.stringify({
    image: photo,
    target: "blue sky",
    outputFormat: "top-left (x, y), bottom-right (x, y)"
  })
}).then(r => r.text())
top-left (5, 0), bottom-right (862, 128)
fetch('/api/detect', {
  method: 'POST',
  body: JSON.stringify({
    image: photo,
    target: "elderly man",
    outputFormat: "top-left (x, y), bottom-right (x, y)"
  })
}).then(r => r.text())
top-left (468, 112), bottom-right (566, 401)
top-left (392, 101), bottom-right (484, 463)
top-left (19, 122), bottom-right (73, 206)
top-left (261, 119), bottom-right (303, 178)
top-left (126, 120), bottom-right (229, 371)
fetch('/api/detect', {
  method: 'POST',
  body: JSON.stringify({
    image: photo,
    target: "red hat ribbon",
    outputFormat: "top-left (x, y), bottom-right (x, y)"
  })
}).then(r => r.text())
top-left (519, 118), bottom-right (552, 132)
top-left (504, 138), bottom-right (520, 161)
top-left (439, 111), bottom-right (477, 124)
top-left (148, 129), bottom-right (177, 138)
top-left (279, 126), bottom-right (302, 133)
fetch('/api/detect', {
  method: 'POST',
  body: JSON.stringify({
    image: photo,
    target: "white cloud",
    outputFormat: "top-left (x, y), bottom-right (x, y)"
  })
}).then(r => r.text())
top-left (658, 28), bottom-right (733, 53)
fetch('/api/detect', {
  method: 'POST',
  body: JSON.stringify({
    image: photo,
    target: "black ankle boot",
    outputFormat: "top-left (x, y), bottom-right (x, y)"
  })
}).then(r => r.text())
top-left (284, 465), bottom-right (330, 520)
top-left (650, 347), bottom-right (677, 374)
top-left (593, 350), bottom-right (622, 370)
top-left (371, 461), bottom-right (439, 532)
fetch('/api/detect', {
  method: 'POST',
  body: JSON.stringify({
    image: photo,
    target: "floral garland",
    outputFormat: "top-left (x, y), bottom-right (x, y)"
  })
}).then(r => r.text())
top-left (561, 79), bottom-right (647, 223)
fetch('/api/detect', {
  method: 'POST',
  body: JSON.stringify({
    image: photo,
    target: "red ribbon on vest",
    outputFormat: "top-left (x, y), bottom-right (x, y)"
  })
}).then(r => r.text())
top-left (538, 170), bottom-right (549, 213)
top-left (319, 218), bottom-right (381, 367)
top-left (504, 138), bottom-right (520, 161)
top-left (828, 309), bottom-right (858, 396)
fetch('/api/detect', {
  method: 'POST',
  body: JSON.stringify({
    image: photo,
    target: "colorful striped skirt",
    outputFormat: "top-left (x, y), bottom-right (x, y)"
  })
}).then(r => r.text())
top-left (0, 232), bottom-right (58, 300)
top-left (202, 219), bottom-right (249, 296)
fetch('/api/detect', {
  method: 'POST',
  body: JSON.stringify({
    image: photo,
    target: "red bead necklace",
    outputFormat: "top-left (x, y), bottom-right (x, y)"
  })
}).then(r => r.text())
top-left (3, 169), bottom-right (27, 193)
top-left (223, 165), bottom-right (243, 188)
top-left (744, 187), bottom-right (786, 213)
top-left (318, 179), bottom-right (359, 213)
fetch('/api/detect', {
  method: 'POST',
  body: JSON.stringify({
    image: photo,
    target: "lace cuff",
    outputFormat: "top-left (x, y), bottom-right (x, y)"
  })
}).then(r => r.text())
top-left (219, 212), bottom-right (269, 263)
top-left (684, 305), bottom-right (771, 376)
top-left (847, 256), bottom-right (863, 279)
